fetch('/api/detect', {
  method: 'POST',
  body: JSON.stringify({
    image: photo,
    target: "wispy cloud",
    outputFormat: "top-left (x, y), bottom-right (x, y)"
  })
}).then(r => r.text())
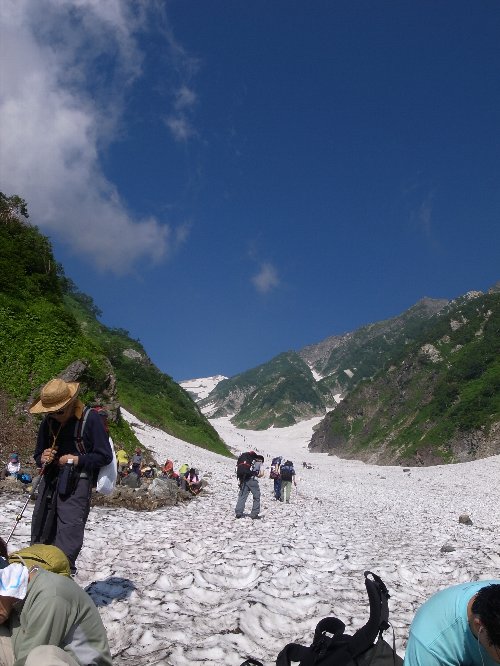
top-left (174, 85), bottom-right (197, 111)
top-left (252, 262), bottom-right (280, 294)
top-left (0, 0), bottom-right (172, 274)
top-left (165, 115), bottom-right (195, 142)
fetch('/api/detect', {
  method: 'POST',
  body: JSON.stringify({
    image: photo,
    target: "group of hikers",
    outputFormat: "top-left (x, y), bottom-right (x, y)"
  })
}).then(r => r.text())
top-left (115, 448), bottom-right (202, 495)
top-left (235, 453), bottom-right (298, 520)
top-left (0, 378), bottom-right (498, 665)
top-left (159, 459), bottom-right (202, 494)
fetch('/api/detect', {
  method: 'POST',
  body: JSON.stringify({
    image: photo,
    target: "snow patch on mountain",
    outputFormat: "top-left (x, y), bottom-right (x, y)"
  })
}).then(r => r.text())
top-left (180, 375), bottom-right (227, 401)
top-left (309, 365), bottom-right (323, 381)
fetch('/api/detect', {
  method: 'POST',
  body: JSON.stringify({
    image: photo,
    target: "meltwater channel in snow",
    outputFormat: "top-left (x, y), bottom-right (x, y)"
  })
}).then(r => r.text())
top-left (1, 410), bottom-right (499, 665)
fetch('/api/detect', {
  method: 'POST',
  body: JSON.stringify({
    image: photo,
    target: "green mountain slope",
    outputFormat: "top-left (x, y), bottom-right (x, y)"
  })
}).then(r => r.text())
top-left (200, 299), bottom-right (447, 430)
top-left (310, 290), bottom-right (500, 464)
top-left (0, 192), bottom-right (230, 459)
top-left (202, 352), bottom-right (325, 429)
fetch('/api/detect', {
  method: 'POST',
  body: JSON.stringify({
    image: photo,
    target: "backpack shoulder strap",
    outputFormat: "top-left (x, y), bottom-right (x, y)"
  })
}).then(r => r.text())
top-left (74, 406), bottom-right (92, 456)
top-left (348, 571), bottom-right (390, 658)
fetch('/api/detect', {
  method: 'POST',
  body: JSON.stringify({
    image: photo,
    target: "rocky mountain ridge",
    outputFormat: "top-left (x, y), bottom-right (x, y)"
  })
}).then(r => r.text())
top-left (192, 297), bottom-right (449, 430)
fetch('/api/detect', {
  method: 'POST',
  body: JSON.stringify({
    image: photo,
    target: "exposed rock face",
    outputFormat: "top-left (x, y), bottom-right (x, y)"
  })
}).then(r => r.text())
top-left (309, 290), bottom-right (500, 465)
top-left (419, 344), bottom-right (442, 363)
top-left (122, 348), bottom-right (145, 362)
top-left (26, 359), bottom-right (120, 422)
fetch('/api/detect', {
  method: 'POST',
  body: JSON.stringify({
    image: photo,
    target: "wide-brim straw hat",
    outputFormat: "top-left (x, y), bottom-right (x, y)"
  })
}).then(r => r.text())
top-left (29, 379), bottom-right (80, 414)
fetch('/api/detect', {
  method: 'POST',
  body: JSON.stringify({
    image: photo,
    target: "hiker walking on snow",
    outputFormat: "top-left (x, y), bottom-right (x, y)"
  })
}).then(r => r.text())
top-left (280, 460), bottom-right (296, 503)
top-left (28, 378), bottom-right (113, 575)
top-left (235, 451), bottom-right (264, 520)
top-left (270, 456), bottom-right (283, 501)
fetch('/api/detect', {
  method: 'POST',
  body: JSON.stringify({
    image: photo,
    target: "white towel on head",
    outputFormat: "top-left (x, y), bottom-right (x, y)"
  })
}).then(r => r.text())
top-left (0, 563), bottom-right (28, 600)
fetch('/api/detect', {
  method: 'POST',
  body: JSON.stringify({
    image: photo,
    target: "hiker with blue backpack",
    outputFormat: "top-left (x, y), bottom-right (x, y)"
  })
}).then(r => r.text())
top-left (28, 378), bottom-right (113, 575)
top-left (279, 460), bottom-right (296, 503)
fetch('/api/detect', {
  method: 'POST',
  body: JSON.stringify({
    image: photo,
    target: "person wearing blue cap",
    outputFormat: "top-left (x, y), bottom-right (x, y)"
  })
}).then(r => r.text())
top-left (2, 454), bottom-right (20, 480)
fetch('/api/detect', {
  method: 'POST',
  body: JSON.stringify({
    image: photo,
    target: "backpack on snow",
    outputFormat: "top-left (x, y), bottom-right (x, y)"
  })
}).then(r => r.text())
top-left (275, 571), bottom-right (402, 666)
top-left (270, 457), bottom-right (281, 480)
top-left (236, 451), bottom-right (264, 482)
top-left (280, 461), bottom-right (294, 482)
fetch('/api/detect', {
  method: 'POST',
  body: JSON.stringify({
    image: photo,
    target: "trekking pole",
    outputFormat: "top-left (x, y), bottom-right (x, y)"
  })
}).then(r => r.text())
top-left (5, 473), bottom-right (43, 545)
top-left (5, 440), bottom-right (58, 545)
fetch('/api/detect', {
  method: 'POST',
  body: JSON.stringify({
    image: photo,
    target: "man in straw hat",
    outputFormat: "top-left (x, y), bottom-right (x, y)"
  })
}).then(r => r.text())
top-left (0, 562), bottom-right (112, 665)
top-left (28, 378), bottom-right (113, 575)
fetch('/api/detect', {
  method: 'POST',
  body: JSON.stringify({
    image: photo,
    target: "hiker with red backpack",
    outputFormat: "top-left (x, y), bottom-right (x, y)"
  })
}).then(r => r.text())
top-left (28, 378), bottom-right (113, 575)
top-left (235, 451), bottom-right (265, 520)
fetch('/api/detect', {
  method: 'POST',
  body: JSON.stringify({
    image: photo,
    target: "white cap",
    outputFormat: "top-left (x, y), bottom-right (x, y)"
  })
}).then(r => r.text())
top-left (0, 563), bottom-right (29, 600)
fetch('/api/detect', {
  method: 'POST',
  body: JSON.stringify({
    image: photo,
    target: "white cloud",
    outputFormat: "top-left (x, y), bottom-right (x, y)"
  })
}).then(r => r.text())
top-left (174, 85), bottom-right (197, 111)
top-left (164, 115), bottom-right (195, 142)
top-left (164, 86), bottom-right (198, 142)
top-left (0, 0), bottom-right (169, 274)
top-left (252, 263), bottom-right (279, 294)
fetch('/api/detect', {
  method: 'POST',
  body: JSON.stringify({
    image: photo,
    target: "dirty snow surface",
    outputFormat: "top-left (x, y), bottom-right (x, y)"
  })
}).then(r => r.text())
top-left (1, 411), bottom-right (499, 665)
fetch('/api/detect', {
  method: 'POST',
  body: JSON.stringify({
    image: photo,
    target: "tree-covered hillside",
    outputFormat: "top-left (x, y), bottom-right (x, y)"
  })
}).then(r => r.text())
top-left (310, 291), bottom-right (500, 464)
top-left (0, 193), bottom-right (230, 461)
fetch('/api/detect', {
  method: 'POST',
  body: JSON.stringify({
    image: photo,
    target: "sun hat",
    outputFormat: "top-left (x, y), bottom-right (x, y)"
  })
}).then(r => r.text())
top-left (29, 379), bottom-right (80, 414)
top-left (0, 563), bottom-right (28, 600)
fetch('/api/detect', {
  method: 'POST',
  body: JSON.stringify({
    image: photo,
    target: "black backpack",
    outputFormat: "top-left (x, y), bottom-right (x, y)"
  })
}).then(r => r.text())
top-left (280, 462), bottom-right (294, 482)
top-left (276, 572), bottom-right (402, 666)
top-left (239, 572), bottom-right (402, 666)
top-left (236, 451), bottom-right (264, 482)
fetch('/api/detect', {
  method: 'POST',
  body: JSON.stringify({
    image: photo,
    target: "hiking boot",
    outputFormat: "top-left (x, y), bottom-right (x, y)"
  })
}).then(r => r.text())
top-left (251, 515), bottom-right (262, 520)
top-left (235, 514), bottom-right (243, 518)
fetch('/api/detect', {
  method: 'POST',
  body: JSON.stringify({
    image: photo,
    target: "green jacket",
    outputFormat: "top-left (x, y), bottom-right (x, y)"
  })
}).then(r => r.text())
top-left (10, 568), bottom-right (112, 666)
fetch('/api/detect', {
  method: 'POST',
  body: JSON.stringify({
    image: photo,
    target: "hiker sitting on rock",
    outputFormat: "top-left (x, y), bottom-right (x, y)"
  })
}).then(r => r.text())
top-left (404, 580), bottom-right (500, 665)
top-left (116, 447), bottom-right (129, 476)
top-left (1, 453), bottom-right (20, 480)
top-left (130, 448), bottom-right (143, 476)
top-left (183, 468), bottom-right (201, 494)
top-left (0, 562), bottom-right (112, 666)
top-left (142, 462), bottom-right (158, 479)
top-left (162, 459), bottom-right (174, 477)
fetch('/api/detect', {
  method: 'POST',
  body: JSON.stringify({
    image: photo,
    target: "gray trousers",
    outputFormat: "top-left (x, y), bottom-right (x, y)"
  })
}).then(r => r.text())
top-left (235, 477), bottom-right (260, 518)
top-left (31, 474), bottom-right (92, 570)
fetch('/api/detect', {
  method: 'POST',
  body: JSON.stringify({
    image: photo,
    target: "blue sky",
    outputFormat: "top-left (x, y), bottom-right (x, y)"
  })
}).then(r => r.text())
top-left (1, 1), bottom-right (499, 381)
